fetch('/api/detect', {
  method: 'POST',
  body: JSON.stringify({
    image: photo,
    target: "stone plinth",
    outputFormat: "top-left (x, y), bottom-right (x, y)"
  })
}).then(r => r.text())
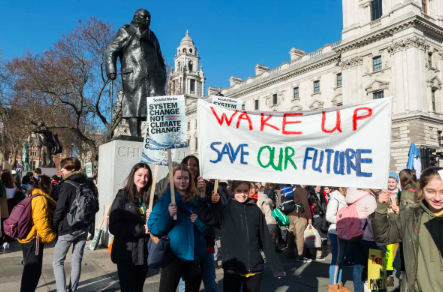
top-left (96, 138), bottom-right (189, 247)
top-left (40, 167), bottom-right (58, 178)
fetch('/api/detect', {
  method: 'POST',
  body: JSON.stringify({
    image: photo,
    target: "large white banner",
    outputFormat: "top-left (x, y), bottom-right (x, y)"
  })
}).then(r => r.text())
top-left (197, 98), bottom-right (392, 189)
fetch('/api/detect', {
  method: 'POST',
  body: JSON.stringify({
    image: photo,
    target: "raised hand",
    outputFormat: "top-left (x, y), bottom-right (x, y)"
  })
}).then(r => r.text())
top-left (168, 203), bottom-right (178, 217)
top-left (379, 190), bottom-right (390, 204)
top-left (197, 176), bottom-right (206, 192)
top-left (212, 191), bottom-right (220, 204)
top-left (190, 213), bottom-right (197, 223)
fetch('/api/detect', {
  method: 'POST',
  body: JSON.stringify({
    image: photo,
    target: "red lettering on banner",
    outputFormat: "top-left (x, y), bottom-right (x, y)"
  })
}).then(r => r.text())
top-left (260, 113), bottom-right (280, 132)
top-left (282, 113), bottom-right (303, 135)
top-left (236, 112), bottom-right (253, 130)
top-left (353, 107), bottom-right (373, 131)
top-left (210, 107), bottom-right (238, 126)
top-left (322, 111), bottom-right (342, 133)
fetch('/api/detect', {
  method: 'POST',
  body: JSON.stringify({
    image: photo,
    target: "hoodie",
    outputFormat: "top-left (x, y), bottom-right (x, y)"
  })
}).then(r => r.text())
top-left (345, 188), bottom-right (377, 241)
top-left (416, 201), bottom-right (443, 292)
top-left (325, 190), bottom-right (347, 235)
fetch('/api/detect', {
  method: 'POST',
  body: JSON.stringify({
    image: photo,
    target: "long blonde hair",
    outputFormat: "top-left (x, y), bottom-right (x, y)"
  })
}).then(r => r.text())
top-left (163, 164), bottom-right (199, 203)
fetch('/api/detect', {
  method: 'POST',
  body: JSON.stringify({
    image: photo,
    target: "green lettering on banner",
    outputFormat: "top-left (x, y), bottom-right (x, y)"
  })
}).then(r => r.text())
top-left (257, 146), bottom-right (296, 172)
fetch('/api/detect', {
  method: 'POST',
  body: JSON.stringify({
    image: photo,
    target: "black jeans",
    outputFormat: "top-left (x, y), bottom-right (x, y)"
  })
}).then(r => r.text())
top-left (223, 273), bottom-right (262, 292)
top-left (21, 239), bottom-right (44, 292)
top-left (159, 256), bottom-right (203, 292)
top-left (117, 264), bottom-right (148, 292)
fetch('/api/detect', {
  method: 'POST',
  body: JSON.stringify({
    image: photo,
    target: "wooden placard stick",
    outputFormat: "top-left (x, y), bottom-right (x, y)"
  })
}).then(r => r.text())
top-left (148, 164), bottom-right (159, 211)
top-left (168, 149), bottom-right (177, 220)
top-left (213, 179), bottom-right (219, 193)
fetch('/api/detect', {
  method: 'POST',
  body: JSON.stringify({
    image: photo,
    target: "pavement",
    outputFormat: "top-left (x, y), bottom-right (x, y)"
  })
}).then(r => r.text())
top-left (0, 240), bottom-right (400, 292)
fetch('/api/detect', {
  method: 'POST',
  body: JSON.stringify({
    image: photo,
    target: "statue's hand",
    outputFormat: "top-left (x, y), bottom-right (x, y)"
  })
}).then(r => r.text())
top-left (108, 73), bottom-right (117, 81)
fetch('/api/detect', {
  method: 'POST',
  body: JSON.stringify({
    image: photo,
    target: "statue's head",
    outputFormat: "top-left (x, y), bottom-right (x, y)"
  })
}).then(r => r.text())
top-left (133, 9), bottom-right (151, 30)
top-left (37, 120), bottom-right (45, 127)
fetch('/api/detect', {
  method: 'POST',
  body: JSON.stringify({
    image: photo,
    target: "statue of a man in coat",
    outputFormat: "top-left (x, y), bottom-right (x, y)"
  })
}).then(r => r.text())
top-left (106, 8), bottom-right (167, 137)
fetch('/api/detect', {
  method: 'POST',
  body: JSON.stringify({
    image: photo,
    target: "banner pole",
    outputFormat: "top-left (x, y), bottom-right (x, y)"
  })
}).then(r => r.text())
top-left (168, 149), bottom-right (177, 220)
top-left (213, 179), bottom-right (219, 193)
top-left (148, 164), bottom-right (159, 211)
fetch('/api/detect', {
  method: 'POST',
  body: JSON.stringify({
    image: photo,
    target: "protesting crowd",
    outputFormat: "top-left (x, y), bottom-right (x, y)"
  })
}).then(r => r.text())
top-left (1, 154), bottom-right (442, 292)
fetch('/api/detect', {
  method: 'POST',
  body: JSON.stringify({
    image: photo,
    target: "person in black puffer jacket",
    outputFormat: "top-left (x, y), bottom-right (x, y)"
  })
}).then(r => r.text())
top-left (199, 180), bottom-right (285, 292)
top-left (52, 157), bottom-right (99, 292)
top-left (109, 163), bottom-right (153, 292)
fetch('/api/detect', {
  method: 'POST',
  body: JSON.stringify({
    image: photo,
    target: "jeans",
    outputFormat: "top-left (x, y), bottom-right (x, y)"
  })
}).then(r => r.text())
top-left (345, 241), bottom-right (353, 263)
top-left (328, 233), bottom-right (347, 285)
top-left (21, 239), bottom-right (44, 292)
top-left (352, 240), bottom-right (386, 292)
top-left (223, 273), bottom-right (262, 292)
top-left (179, 252), bottom-right (218, 292)
top-left (53, 228), bottom-right (88, 292)
top-left (117, 264), bottom-right (148, 292)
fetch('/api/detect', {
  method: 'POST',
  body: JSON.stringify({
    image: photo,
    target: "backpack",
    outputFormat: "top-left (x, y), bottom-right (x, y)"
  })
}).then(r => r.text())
top-left (336, 193), bottom-right (372, 242)
top-left (65, 181), bottom-right (98, 227)
top-left (280, 186), bottom-right (305, 215)
top-left (2, 194), bottom-right (43, 239)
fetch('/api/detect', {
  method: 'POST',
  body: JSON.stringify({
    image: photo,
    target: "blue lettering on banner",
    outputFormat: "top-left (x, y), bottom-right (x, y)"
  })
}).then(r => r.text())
top-left (303, 147), bottom-right (373, 177)
top-left (325, 149), bottom-right (334, 174)
top-left (356, 149), bottom-right (373, 177)
top-left (210, 142), bottom-right (249, 165)
top-left (312, 149), bottom-right (324, 173)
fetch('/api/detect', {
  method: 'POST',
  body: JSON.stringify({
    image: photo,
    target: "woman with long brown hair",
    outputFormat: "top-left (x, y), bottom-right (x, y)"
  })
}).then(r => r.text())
top-left (372, 167), bottom-right (443, 292)
top-left (148, 164), bottom-right (211, 292)
top-left (109, 162), bottom-right (153, 292)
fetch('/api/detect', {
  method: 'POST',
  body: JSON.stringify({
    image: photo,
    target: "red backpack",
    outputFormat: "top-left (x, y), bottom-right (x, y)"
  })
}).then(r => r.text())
top-left (2, 194), bottom-right (42, 239)
top-left (336, 193), bottom-right (372, 242)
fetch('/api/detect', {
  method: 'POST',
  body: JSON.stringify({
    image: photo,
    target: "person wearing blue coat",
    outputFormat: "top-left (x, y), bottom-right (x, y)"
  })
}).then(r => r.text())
top-left (148, 164), bottom-right (211, 292)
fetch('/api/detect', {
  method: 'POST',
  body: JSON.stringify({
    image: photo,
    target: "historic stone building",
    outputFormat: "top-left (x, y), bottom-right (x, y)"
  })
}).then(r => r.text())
top-left (167, 31), bottom-right (208, 156)
top-left (219, 0), bottom-right (443, 171)
top-left (168, 30), bottom-right (206, 97)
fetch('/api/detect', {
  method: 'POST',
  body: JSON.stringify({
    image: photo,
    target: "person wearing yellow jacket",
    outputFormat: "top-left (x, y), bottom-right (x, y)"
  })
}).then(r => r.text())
top-left (18, 175), bottom-right (57, 292)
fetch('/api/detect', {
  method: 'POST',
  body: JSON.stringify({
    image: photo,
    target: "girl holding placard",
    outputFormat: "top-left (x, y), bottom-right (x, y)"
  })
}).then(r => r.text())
top-left (148, 164), bottom-right (211, 292)
top-left (109, 163), bottom-right (153, 292)
top-left (198, 180), bottom-right (285, 292)
top-left (372, 167), bottom-right (443, 292)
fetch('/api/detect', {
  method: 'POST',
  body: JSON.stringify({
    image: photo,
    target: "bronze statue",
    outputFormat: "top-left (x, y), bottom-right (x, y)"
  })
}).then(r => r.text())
top-left (32, 121), bottom-right (63, 167)
top-left (105, 8), bottom-right (167, 137)
top-left (22, 142), bottom-right (32, 172)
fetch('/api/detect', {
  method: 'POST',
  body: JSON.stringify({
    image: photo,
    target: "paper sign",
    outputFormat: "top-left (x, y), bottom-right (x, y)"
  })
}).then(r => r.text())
top-left (212, 96), bottom-right (243, 110)
top-left (142, 95), bottom-right (188, 165)
top-left (368, 248), bottom-right (387, 290)
top-left (85, 162), bottom-right (93, 178)
top-left (197, 97), bottom-right (392, 189)
top-left (385, 244), bottom-right (398, 271)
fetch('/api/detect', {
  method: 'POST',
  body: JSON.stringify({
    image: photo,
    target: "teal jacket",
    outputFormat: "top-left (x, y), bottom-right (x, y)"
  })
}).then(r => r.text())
top-left (148, 188), bottom-right (211, 264)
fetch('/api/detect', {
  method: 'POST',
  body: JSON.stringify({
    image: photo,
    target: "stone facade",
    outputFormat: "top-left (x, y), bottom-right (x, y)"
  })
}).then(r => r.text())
top-left (218, 0), bottom-right (443, 172)
top-left (168, 31), bottom-right (210, 156)
top-left (168, 31), bottom-right (206, 97)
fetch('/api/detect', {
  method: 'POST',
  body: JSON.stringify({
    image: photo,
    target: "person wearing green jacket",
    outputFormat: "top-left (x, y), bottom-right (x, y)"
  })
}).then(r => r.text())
top-left (371, 167), bottom-right (443, 292)
top-left (399, 169), bottom-right (417, 207)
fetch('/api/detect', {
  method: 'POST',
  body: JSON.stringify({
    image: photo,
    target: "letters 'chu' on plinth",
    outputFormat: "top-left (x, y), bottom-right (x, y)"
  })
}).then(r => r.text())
top-left (96, 138), bottom-right (189, 247)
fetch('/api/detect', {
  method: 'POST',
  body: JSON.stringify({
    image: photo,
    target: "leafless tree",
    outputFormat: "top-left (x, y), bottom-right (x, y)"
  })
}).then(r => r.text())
top-left (8, 17), bottom-right (121, 162)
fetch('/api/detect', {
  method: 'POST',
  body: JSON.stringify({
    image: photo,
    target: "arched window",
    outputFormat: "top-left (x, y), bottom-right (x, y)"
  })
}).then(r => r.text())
top-left (189, 61), bottom-right (193, 72)
top-left (183, 48), bottom-right (187, 53)
top-left (189, 48), bottom-right (193, 54)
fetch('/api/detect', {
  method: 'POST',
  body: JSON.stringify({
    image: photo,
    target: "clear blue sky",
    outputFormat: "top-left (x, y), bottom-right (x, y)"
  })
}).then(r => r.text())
top-left (0, 0), bottom-right (343, 92)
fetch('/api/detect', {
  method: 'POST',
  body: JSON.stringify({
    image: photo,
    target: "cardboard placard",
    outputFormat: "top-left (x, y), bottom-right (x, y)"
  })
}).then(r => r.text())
top-left (368, 248), bottom-right (387, 290)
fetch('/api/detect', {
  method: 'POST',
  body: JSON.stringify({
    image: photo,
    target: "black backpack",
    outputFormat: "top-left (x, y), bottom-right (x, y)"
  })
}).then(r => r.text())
top-left (65, 181), bottom-right (98, 227)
